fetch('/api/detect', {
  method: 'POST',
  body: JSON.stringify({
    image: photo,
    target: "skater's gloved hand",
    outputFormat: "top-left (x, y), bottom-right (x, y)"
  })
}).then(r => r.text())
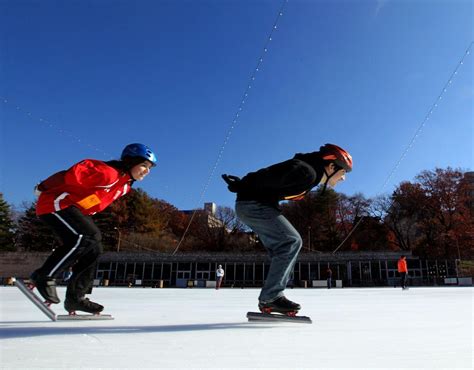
top-left (222, 174), bottom-right (242, 193)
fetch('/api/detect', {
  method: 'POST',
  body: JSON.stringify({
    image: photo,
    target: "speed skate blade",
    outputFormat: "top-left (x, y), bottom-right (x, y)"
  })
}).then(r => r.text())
top-left (57, 314), bottom-right (114, 321)
top-left (246, 311), bottom-right (312, 324)
top-left (14, 278), bottom-right (57, 321)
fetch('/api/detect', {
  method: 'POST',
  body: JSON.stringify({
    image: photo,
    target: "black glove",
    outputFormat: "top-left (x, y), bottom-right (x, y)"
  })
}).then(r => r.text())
top-left (221, 174), bottom-right (242, 193)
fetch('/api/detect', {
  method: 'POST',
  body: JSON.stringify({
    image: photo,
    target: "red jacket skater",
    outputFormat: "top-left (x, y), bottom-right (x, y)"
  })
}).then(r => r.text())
top-left (397, 257), bottom-right (408, 273)
top-left (36, 159), bottom-right (132, 216)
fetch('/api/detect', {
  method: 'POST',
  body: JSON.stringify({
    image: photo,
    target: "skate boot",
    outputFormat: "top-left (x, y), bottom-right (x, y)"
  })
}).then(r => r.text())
top-left (64, 297), bottom-right (104, 315)
top-left (29, 270), bottom-right (60, 304)
top-left (258, 296), bottom-right (301, 316)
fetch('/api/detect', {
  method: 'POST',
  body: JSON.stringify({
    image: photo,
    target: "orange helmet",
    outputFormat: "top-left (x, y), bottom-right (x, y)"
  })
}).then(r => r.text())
top-left (319, 144), bottom-right (353, 173)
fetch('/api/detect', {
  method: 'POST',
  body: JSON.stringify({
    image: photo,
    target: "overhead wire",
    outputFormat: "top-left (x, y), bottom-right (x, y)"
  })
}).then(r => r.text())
top-left (171, 0), bottom-right (289, 255)
top-left (1, 1), bottom-right (290, 256)
top-left (330, 41), bottom-right (473, 254)
top-left (0, 96), bottom-right (112, 159)
top-left (2, 6), bottom-right (470, 257)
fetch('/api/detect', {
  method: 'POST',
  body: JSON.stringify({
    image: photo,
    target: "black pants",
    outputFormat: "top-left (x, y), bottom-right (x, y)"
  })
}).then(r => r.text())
top-left (400, 272), bottom-right (407, 288)
top-left (36, 206), bottom-right (103, 300)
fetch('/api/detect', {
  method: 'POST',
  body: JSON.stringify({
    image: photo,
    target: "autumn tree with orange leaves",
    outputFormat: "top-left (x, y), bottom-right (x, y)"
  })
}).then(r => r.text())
top-left (3, 168), bottom-right (472, 257)
top-left (383, 168), bottom-right (473, 259)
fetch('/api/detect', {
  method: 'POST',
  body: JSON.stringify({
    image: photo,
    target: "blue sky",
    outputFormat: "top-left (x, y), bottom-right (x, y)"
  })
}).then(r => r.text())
top-left (0, 0), bottom-right (472, 212)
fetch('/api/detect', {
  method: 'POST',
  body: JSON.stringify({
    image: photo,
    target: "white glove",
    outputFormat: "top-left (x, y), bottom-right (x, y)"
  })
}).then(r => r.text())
top-left (34, 184), bottom-right (42, 197)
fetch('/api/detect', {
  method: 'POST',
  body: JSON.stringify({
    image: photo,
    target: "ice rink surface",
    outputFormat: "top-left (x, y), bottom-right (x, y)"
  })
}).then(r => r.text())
top-left (1, 286), bottom-right (472, 369)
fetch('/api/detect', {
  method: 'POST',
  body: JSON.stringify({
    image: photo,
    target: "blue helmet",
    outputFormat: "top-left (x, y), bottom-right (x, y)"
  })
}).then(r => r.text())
top-left (121, 143), bottom-right (157, 166)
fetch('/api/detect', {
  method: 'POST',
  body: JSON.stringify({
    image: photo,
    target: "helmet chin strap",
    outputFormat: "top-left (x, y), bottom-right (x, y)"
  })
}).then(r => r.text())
top-left (319, 167), bottom-right (340, 195)
top-left (127, 167), bottom-right (138, 182)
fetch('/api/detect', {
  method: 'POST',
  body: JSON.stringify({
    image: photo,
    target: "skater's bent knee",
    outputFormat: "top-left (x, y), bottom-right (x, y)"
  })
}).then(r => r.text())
top-left (272, 235), bottom-right (303, 256)
top-left (288, 234), bottom-right (303, 251)
top-left (80, 234), bottom-right (103, 255)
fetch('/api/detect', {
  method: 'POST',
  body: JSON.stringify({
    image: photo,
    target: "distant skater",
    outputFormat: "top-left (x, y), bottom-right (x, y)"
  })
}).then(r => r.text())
top-left (223, 144), bottom-right (353, 315)
top-left (397, 255), bottom-right (409, 290)
top-left (30, 143), bottom-right (157, 314)
top-left (216, 265), bottom-right (225, 289)
top-left (326, 267), bottom-right (332, 289)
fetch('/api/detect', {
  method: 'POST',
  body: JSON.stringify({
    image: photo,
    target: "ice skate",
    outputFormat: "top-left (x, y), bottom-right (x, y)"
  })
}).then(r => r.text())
top-left (248, 297), bottom-right (309, 323)
top-left (258, 296), bottom-right (301, 316)
top-left (64, 297), bottom-right (104, 315)
top-left (29, 270), bottom-right (60, 304)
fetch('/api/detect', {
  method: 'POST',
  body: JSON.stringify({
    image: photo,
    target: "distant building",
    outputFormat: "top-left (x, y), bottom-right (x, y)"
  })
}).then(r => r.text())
top-left (86, 250), bottom-right (470, 288)
top-left (181, 202), bottom-right (225, 229)
top-left (204, 202), bottom-right (217, 215)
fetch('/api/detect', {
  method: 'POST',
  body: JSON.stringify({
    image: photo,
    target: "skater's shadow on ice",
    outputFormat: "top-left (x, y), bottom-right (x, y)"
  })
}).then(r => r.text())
top-left (0, 322), bottom-right (270, 339)
top-left (0, 321), bottom-right (51, 325)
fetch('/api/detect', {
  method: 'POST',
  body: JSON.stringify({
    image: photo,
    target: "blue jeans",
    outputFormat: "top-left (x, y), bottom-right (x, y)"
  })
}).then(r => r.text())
top-left (235, 201), bottom-right (303, 303)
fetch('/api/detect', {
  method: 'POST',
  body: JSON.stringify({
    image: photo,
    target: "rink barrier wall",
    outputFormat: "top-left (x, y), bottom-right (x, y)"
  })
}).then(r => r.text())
top-left (1, 252), bottom-right (472, 288)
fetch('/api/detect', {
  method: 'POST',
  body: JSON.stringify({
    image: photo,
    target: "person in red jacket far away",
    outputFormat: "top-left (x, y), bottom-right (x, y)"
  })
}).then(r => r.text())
top-left (30, 144), bottom-right (157, 315)
top-left (397, 255), bottom-right (409, 290)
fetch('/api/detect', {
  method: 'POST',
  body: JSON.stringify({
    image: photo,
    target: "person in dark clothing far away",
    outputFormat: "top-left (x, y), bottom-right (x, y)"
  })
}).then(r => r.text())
top-left (326, 267), bottom-right (333, 289)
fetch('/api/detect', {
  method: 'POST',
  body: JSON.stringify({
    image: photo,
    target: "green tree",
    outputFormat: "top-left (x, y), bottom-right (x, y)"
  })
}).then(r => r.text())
top-left (0, 193), bottom-right (15, 251)
top-left (16, 202), bottom-right (58, 251)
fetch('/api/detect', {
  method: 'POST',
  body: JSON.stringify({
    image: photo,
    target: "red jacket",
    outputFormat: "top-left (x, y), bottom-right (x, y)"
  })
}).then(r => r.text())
top-left (36, 159), bottom-right (132, 216)
top-left (397, 259), bottom-right (408, 273)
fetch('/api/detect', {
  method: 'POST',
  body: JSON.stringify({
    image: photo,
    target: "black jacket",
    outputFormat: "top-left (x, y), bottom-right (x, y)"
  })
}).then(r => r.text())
top-left (224, 151), bottom-right (325, 207)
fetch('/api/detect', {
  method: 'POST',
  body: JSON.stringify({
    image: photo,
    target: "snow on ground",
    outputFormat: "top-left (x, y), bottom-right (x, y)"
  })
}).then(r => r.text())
top-left (0, 286), bottom-right (472, 369)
